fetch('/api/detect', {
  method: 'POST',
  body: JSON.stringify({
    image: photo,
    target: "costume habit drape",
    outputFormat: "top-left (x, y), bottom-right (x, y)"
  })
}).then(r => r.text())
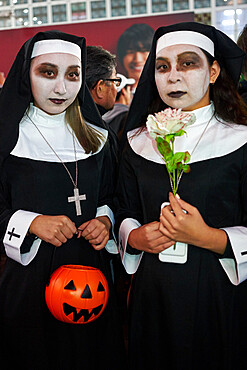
top-left (116, 106), bottom-right (247, 370)
top-left (115, 22), bottom-right (247, 370)
top-left (0, 31), bottom-right (126, 370)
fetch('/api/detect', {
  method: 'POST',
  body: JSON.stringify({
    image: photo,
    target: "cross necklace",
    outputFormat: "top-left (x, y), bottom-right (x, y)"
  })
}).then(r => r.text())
top-left (26, 113), bottom-right (86, 216)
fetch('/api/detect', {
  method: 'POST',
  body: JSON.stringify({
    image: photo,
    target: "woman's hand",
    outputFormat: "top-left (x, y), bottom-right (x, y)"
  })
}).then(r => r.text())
top-left (77, 216), bottom-right (110, 250)
top-left (128, 221), bottom-right (175, 254)
top-left (159, 192), bottom-right (227, 254)
top-left (29, 215), bottom-right (77, 247)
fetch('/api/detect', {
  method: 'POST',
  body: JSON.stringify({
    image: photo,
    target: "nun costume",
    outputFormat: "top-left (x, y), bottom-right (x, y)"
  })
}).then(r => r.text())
top-left (0, 31), bottom-right (126, 369)
top-left (115, 22), bottom-right (247, 369)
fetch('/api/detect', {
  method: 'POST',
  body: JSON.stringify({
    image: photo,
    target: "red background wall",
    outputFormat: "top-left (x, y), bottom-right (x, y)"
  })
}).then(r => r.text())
top-left (0, 12), bottom-right (194, 76)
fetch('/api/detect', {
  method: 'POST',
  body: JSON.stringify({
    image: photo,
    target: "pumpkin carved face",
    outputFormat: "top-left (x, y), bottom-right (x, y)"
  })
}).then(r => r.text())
top-left (45, 265), bottom-right (109, 324)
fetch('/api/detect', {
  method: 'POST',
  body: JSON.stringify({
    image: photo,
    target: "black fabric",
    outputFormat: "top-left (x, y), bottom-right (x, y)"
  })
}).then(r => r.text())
top-left (0, 30), bottom-right (104, 163)
top-left (0, 31), bottom-right (127, 370)
top-left (0, 149), bottom-right (127, 370)
top-left (96, 104), bottom-right (120, 187)
top-left (116, 139), bottom-right (247, 369)
top-left (107, 111), bottom-right (128, 141)
top-left (121, 22), bottom-right (246, 139)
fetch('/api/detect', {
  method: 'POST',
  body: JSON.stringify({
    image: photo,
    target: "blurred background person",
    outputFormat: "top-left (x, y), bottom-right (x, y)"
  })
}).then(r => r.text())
top-left (86, 45), bottom-right (120, 179)
top-left (237, 24), bottom-right (247, 104)
top-left (103, 73), bottom-right (135, 141)
top-left (117, 23), bottom-right (154, 95)
top-left (86, 45), bottom-right (119, 116)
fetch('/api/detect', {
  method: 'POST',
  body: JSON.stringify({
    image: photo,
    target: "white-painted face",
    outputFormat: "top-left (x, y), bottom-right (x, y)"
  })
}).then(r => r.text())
top-left (155, 44), bottom-right (211, 111)
top-left (30, 52), bottom-right (82, 115)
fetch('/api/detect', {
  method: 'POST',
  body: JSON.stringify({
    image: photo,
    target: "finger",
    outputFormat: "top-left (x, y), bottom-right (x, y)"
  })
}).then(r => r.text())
top-left (145, 230), bottom-right (173, 249)
top-left (83, 225), bottom-right (102, 240)
top-left (160, 205), bottom-right (176, 227)
top-left (146, 239), bottom-right (175, 254)
top-left (159, 219), bottom-right (176, 237)
top-left (175, 195), bottom-right (195, 215)
top-left (87, 229), bottom-right (108, 245)
top-left (82, 220), bottom-right (106, 240)
top-left (60, 216), bottom-right (77, 234)
top-left (77, 220), bottom-right (90, 233)
top-left (53, 228), bottom-right (67, 244)
top-left (47, 235), bottom-right (63, 247)
top-left (169, 192), bottom-right (184, 217)
top-left (91, 234), bottom-right (109, 250)
top-left (80, 221), bottom-right (98, 239)
top-left (60, 223), bottom-right (75, 239)
top-left (161, 241), bottom-right (176, 251)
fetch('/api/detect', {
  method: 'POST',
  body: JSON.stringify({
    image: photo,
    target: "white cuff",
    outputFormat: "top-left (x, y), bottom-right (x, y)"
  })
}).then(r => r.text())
top-left (96, 205), bottom-right (118, 254)
top-left (4, 210), bottom-right (42, 265)
top-left (219, 226), bottom-right (247, 285)
top-left (119, 218), bottom-right (143, 274)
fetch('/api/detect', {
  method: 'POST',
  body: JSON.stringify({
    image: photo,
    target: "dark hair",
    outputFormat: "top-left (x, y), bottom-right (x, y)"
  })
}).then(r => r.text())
top-left (204, 49), bottom-right (247, 125)
top-left (237, 24), bottom-right (247, 76)
top-left (117, 23), bottom-right (154, 65)
top-left (86, 45), bottom-right (117, 90)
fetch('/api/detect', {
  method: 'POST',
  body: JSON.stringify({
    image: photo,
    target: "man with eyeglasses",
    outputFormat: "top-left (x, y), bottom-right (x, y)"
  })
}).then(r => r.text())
top-left (86, 45), bottom-right (121, 114)
top-left (86, 45), bottom-right (120, 172)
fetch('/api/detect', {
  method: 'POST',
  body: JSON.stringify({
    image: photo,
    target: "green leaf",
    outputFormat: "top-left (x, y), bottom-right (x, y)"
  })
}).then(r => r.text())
top-left (176, 162), bottom-right (183, 170)
top-left (183, 151), bottom-right (191, 163)
top-left (173, 152), bottom-right (186, 163)
top-left (156, 137), bottom-right (173, 161)
top-left (182, 164), bottom-right (191, 173)
top-left (167, 159), bottom-right (177, 173)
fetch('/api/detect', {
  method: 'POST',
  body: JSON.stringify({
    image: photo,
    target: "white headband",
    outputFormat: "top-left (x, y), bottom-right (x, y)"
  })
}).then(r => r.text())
top-left (156, 30), bottom-right (214, 56)
top-left (31, 39), bottom-right (81, 60)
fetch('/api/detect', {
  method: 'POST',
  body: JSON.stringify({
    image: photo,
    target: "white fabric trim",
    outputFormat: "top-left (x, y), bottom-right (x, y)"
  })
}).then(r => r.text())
top-left (96, 205), bottom-right (118, 254)
top-left (118, 218), bottom-right (143, 274)
top-left (128, 104), bottom-right (247, 165)
top-left (4, 210), bottom-right (41, 265)
top-left (219, 227), bottom-right (247, 285)
top-left (31, 39), bottom-right (81, 60)
top-left (11, 104), bottom-right (108, 162)
top-left (156, 31), bottom-right (214, 56)
top-left (127, 103), bottom-right (247, 283)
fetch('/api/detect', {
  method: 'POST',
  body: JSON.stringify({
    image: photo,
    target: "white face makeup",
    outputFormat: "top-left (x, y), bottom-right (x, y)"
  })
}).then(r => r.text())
top-left (30, 52), bottom-right (82, 115)
top-left (155, 44), bottom-right (211, 111)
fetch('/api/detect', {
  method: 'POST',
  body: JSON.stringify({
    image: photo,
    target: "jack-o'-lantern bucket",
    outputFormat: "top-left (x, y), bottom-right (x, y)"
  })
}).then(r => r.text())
top-left (45, 265), bottom-right (109, 324)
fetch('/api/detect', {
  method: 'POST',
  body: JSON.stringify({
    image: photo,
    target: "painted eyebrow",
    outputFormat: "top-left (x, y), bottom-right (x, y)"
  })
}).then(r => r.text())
top-left (156, 51), bottom-right (201, 62)
top-left (35, 63), bottom-right (81, 69)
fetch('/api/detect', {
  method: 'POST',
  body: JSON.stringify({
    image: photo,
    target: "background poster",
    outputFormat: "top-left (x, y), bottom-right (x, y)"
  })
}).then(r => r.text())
top-left (0, 12), bottom-right (194, 77)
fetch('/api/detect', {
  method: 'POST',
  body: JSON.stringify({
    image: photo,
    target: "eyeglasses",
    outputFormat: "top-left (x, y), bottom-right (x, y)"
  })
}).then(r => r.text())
top-left (103, 77), bottom-right (122, 87)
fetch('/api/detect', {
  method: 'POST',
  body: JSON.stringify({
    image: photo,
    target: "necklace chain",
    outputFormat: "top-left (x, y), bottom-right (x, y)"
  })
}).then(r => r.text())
top-left (26, 113), bottom-right (78, 189)
top-left (169, 115), bottom-right (213, 194)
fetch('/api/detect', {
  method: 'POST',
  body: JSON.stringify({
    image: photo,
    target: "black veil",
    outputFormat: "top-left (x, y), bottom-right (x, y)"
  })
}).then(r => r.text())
top-left (0, 30), bottom-right (104, 161)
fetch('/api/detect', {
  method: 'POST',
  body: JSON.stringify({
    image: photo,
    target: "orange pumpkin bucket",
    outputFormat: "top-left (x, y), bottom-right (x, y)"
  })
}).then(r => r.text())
top-left (45, 265), bottom-right (109, 324)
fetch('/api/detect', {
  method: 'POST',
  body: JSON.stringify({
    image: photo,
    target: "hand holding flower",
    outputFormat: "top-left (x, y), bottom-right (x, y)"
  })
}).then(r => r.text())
top-left (159, 193), bottom-right (227, 254)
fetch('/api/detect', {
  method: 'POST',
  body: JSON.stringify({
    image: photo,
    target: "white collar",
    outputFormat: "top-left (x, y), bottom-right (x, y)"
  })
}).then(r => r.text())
top-left (11, 104), bottom-right (108, 162)
top-left (128, 103), bottom-right (247, 164)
